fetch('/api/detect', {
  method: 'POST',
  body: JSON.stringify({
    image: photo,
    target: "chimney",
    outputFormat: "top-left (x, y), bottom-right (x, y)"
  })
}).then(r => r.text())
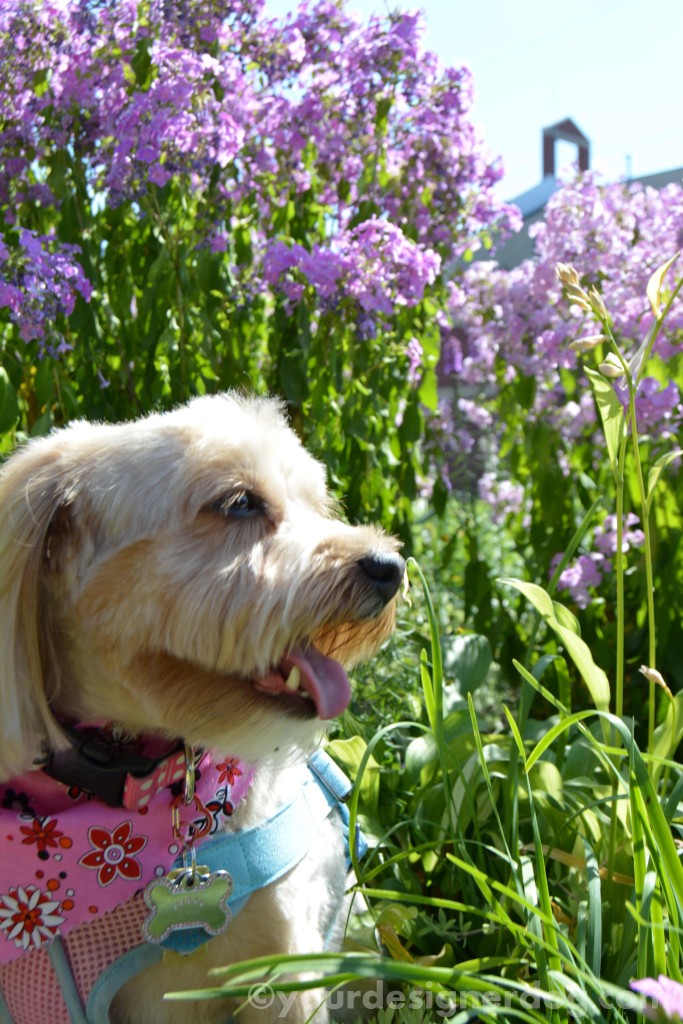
top-left (542, 119), bottom-right (590, 178)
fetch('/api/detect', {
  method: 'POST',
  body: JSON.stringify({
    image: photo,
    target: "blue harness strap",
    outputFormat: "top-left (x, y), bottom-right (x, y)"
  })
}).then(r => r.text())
top-left (308, 748), bottom-right (368, 865)
top-left (86, 945), bottom-right (163, 1024)
top-left (0, 987), bottom-right (15, 1024)
top-left (47, 940), bottom-right (90, 1024)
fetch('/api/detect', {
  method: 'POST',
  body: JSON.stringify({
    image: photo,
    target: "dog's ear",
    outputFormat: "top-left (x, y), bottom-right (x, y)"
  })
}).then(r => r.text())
top-left (0, 437), bottom-right (70, 779)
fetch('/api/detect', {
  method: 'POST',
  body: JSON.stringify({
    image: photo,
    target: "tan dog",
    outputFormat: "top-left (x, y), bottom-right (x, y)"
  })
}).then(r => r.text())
top-left (0, 393), bottom-right (404, 1024)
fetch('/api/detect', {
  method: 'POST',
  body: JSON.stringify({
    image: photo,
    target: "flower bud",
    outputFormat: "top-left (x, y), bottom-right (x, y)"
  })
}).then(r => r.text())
top-left (647, 253), bottom-right (679, 319)
top-left (598, 354), bottom-right (626, 379)
top-left (588, 288), bottom-right (608, 320)
top-left (570, 334), bottom-right (605, 353)
top-left (640, 665), bottom-right (672, 697)
top-left (556, 263), bottom-right (580, 287)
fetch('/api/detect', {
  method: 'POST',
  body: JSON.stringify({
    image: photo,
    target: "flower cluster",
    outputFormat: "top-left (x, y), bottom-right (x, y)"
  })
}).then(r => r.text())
top-left (550, 552), bottom-right (605, 610)
top-left (0, 230), bottom-right (92, 350)
top-left (615, 376), bottom-right (681, 435)
top-left (478, 472), bottom-right (527, 526)
top-left (550, 513), bottom-right (646, 608)
top-left (594, 513), bottom-right (645, 558)
top-left (446, 173), bottom-right (683, 513)
top-left (263, 219), bottom-right (441, 317)
top-left (449, 176), bottom-right (683, 425)
top-left (0, 0), bottom-right (519, 354)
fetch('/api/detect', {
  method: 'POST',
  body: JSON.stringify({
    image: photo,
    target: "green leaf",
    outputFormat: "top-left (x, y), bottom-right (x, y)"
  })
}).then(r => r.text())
top-left (431, 474), bottom-right (449, 516)
top-left (278, 352), bottom-right (307, 404)
top-left (29, 407), bottom-right (54, 437)
top-left (651, 692), bottom-right (683, 766)
top-left (552, 601), bottom-right (581, 635)
top-left (326, 736), bottom-right (380, 818)
top-left (528, 760), bottom-right (563, 803)
top-left (584, 364), bottom-right (625, 470)
top-left (417, 366), bottom-right (438, 412)
top-left (499, 579), bottom-right (610, 710)
top-left (375, 903), bottom-right (418, 935)
top-left (374, 96), bottom-right (392, 133)
top-left (442, 634), bottom-right (492, 695)
top-left (131, 37), bottom-right (153, 88)
top-left (646, 448), bottom-right (682, 513)
top-left (0, 368), bottom-right (19, 435)
top-left (399, 399), bottom-right (422, 442)
top-left (404, 712), bottom-right (472, 782)
top-left (580, 837), bottom-right (602, 977)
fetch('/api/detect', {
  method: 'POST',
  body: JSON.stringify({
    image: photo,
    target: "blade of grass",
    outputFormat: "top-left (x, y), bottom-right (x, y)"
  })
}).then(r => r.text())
top-left (580, 837), bottom-right (602, 979)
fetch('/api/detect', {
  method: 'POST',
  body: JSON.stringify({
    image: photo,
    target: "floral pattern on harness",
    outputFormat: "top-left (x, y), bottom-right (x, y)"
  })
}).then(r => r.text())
top-left (78, 820), bottom-right (147, 886)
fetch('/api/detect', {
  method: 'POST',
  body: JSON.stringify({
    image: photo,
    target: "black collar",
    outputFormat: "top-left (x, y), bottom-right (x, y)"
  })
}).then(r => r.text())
top-left (44, 721), bottom-right (185, 808)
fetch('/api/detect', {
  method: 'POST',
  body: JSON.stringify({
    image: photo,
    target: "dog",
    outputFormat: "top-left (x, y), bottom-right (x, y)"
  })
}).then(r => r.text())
top-left (0, 393), bottom-right (404, 1024)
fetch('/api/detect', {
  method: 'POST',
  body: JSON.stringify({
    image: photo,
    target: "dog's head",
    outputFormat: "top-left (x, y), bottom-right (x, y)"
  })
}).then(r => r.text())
top-left (0, 393), bottom-right (404, 775)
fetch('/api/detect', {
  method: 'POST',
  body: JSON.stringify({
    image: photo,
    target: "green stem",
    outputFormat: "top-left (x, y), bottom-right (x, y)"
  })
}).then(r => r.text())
top-left (614, 435), bottom-right (627, 720)
top-left (146, 190), bottom-right (191, 400)
top-left (607, 430), bottom-right (627, 887)
top-left (626, 383), bottom-right (657, 752)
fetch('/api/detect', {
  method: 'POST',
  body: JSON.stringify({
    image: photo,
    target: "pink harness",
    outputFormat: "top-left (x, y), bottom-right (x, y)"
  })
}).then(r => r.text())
top-left (0, 735), bottom-right (254, 1023)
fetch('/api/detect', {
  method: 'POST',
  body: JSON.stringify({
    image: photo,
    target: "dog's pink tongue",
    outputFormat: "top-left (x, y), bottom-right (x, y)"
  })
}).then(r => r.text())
top-left (286, 647), bottom-right (352, 720)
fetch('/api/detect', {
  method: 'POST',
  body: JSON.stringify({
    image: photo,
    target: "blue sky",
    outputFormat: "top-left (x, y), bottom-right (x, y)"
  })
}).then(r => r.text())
top-left (264, 0), bottom-right (683, 200)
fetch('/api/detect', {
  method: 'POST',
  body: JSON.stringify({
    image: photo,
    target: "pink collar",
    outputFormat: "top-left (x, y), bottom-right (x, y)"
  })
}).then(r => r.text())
top-left (0, 734), bottom-right (255, 964)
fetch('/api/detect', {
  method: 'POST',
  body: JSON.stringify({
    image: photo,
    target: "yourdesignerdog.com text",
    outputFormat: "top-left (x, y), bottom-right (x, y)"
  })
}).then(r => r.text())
top-left (247, 981), bottom-right (644, 1019)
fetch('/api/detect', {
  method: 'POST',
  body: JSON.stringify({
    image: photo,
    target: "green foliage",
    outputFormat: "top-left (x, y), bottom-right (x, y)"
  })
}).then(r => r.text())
top-left (176, 558), bottom-right (668, 1021)
top-left (3, 163), bottom-right (437, 538)
top-left (0, 0), bottom-right (519, 543)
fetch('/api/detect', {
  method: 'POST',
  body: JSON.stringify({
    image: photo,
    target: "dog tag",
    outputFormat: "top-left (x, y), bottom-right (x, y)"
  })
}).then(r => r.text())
top-left (142, 866), bottom-right (233, 943)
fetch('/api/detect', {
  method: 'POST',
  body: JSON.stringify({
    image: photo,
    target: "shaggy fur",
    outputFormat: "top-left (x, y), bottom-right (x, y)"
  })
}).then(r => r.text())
top-left (0, 393), bottom-right (404, 1023)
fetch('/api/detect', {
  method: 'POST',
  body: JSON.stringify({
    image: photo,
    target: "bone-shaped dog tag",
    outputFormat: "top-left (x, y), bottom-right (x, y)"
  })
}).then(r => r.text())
top-left (142, 867), bottom-right (233, 943)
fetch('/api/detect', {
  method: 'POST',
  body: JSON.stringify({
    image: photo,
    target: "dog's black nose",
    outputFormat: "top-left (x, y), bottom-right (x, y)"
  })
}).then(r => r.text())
top-left (358, 552), bottom-right (405, 603)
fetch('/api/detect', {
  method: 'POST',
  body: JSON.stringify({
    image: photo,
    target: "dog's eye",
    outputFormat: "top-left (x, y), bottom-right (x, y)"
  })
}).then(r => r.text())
top-left (212, 491), bottom-right (263, 520)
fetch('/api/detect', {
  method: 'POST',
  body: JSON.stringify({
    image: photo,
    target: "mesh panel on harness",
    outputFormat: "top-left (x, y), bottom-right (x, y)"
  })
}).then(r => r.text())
top-left (0, 943), bottom-right (70, 1024)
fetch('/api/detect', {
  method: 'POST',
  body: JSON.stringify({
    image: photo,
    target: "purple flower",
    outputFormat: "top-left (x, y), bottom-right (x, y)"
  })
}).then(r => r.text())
top-left (0, 230), bottom-right (91, 348)
top-left (631, 975), bottom-right (683, 1021)
top-left (0, 0), bottom-right (522, 427)
top-left (616, 376), bottom-right (681, 434)
top-left (458, 398), bottom-right (493, 430)
top-left (0, 0), bottom-right (518, 295)
top-left (551, 552), bottom-right (606, 610)
top-left (594, 513), bottom-right (645, 558)
top-left (0, 282), bottom-right (23, 314)
top-left (406, 337), bottom-right (423, 385)
top-left (148, 164), bottom-right (171, 188)
top-left (264, 220), bottom-right (440, 313)
top-left (208, 232), bottom-right (229, 254)
top-left (478, 472), bottom-right (526, 525)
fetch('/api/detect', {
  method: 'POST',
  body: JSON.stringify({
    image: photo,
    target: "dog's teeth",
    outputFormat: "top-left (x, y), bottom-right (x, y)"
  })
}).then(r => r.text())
top-left (285, 666), bottom-right (301, 691)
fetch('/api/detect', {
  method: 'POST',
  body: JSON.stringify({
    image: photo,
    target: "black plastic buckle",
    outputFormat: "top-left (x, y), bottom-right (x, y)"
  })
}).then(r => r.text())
top-left (44, 726), bottom-right (181, 807)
